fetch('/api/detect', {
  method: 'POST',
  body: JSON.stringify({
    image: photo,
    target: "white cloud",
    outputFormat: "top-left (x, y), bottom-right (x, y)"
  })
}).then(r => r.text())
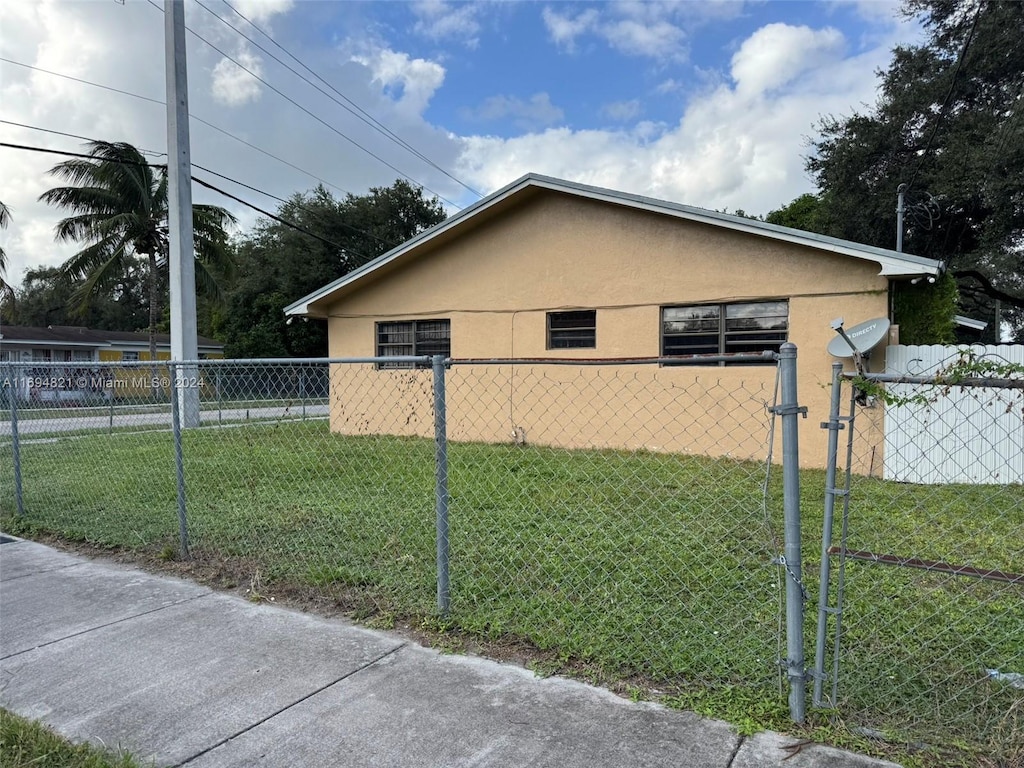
top-left (731, 23), bottom-right (846, 96)
top-left (829, 0), bottom-right (901, 24)
top-left (351, 48), bottom-right (446, 117)
top-left (456, 21), bottom-right (915, 217)
top-left (230, 0), bottom-right (295, 25)
top-left (601, 99), bottom-right (642, 122)
top-left (411, 0), bottom-right (482, 47)
top-left (543, 2), bottom-right (704, 61)
top-left (603, 18), bottom-right (686, 59)
top-left (464, 93), bottom-right (564, 129)
top-left (0, 1), bottom-right (172, 282)
top-left (542, 7), bottom-right (600, 51)
top-left (654, 78), bottom-right (684, 95)
top-left (0, 2), bottom-right (465, 285)
top-left (0, 0), bottom-right (927, 292)
top-left (211, 50), bottom-right (264, 106)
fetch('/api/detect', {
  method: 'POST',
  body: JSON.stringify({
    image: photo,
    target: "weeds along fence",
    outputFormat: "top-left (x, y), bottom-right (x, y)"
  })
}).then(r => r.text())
top-left (813, 363), bottom-right (1024, 763)
top-left (0, 352), bottom-right (808, 720)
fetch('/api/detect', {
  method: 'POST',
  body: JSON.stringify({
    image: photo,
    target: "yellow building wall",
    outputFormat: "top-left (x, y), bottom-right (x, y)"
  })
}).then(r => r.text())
top-left (322, 192), bottom-right (889, 470)
top-left (93, 349), bottom-right (174, 399)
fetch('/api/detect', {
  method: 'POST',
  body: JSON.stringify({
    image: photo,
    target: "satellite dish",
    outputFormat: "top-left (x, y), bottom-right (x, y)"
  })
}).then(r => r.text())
top-left (827, 317), bottom-right (890, 358)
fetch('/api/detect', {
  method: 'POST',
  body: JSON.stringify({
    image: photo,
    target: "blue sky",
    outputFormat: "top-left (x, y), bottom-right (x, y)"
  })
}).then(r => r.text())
top-left (0, 0), bottom-right (921, 283)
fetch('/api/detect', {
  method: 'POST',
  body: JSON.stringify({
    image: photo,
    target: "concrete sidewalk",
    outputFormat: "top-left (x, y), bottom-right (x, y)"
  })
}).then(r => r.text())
top-left (0, 537), bottom-right (899, 768)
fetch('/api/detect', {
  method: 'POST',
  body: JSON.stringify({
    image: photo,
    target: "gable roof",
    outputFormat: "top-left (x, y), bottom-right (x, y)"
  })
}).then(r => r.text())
top-left (0, 325), bottom-right (224, 350)
top-left (285, 173), bottom-right (944, 318)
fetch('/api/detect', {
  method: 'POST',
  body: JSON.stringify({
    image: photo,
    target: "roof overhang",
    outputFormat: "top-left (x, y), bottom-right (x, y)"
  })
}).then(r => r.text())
top-left (285, 173), bottom-right (945, 318)
top-left (954, 315), bottom-right (988, 331)
top-left (111, 340), bottom-right (225, 350)
top-left (0, 338), bottom-right (107, 348)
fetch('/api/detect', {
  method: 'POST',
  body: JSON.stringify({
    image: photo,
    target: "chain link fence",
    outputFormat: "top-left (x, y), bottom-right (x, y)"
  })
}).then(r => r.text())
top-left (5, 351), bottom-right (1021, 762)
top-left (443, 359), bottom-right (788, 694)
top-left (813, 364), bottom-right (1024, 765)
top-left (1, 354), bottom-right (805, 706)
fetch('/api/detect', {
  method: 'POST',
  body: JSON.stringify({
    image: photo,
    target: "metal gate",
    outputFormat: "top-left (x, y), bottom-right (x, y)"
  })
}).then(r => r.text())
top-left (812, 363), bottom-right (1024, 762)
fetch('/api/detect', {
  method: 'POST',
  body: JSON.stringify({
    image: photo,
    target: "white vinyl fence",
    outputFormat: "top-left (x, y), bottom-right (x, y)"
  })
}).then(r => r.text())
top-left (884, 344), bottom-right (1024, 484)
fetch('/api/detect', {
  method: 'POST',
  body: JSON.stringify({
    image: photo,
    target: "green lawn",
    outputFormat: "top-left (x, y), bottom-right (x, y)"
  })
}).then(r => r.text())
top-left (0, 709), bottom-right (145, 768)
top-left (1, 420), bottom-right (1020, 767)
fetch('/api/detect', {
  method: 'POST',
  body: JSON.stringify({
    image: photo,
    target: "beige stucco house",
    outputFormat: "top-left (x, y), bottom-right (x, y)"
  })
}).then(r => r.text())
top-left (285, 174), bottom-right (942, 468)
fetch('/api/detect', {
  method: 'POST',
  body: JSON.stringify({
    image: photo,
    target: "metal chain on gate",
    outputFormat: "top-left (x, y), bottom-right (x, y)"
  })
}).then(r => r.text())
top-left (773, 554), bottom-right (809, 603)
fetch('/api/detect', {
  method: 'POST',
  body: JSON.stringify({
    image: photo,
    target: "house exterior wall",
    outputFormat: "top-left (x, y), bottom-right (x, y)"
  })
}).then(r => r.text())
top-left (323, 192), bottom-right (888, 469)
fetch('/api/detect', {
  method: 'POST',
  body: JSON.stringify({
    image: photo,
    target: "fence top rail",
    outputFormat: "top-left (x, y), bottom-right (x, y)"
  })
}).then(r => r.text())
top-left (448, 352), bottom-right (779, 366)
top-left (0, 356), bottom-right (432, 368)
top-left (845, 371), bottom-right (1024, 390)
top-left (2, 351), bottom-right (782, 369)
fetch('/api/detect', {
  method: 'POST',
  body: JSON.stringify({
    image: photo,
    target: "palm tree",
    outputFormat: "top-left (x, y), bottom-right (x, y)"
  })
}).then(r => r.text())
top-left (0, 200), bottom-right (14, 317)
top-left (39, 141), bottom-right (236, 362)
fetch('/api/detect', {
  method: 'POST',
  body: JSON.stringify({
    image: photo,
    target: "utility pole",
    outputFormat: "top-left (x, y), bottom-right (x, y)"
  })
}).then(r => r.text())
top-left (165, 0), bottom-right (200, 427)
top-left (896, 183), bottom-right (906, 253)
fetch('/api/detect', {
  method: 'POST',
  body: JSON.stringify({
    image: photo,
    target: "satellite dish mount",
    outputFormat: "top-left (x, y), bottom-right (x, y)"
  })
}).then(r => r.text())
top-left (827, 317), bottom-right (890, 378)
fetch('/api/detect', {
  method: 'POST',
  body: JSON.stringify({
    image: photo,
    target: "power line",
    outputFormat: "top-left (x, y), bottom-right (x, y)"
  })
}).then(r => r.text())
top-left (201, 0), bottom-right (482, 200)
top-left (193, 165), bottom-right (395, 247)
top-left (0, 119), bottom-right (165, 157)
top-left (189, 176), bottom-right (358, 253)
top-left (0, 56), bottom-right (165, 106)
top-left (0, 140), bottom-right (358, 255)
top-left (143, 0), bottom-right (461, 209)
top-left (189, 114), bottom-right (353, 198)
top-left (2, 120), bottom-right (398, 250)
top-left (906, 3), bottom-right (984, 191)
top-left (0, 57), bottom-right (355, 199)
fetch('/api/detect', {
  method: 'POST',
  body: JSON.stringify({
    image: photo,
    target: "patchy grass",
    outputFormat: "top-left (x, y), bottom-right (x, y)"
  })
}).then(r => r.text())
top-left (0, 709), bottom-right (147, 768)
top-left (1, 420), bottom-right (1020, 767)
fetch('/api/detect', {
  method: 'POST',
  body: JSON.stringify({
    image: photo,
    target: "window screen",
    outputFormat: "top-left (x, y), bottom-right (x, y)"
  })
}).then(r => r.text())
top-left (547, 310), bottom-right (596, 349)
top-left (376, 320), bottom-right (451, 368)
top-left (662, 301), bottom-right (787, 364)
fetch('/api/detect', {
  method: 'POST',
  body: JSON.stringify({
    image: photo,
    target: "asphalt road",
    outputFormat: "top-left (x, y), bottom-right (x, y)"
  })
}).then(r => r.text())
top-left (0, 403), bottom-right (329, 436)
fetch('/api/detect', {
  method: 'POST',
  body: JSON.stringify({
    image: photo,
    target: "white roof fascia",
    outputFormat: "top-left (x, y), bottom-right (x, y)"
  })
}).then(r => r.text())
top-left (0, 339), bottom-right (108, 348)
top-left (954, 315), bottom-right (988, 331)
top-left (285, 173), bottom-right (944, 317)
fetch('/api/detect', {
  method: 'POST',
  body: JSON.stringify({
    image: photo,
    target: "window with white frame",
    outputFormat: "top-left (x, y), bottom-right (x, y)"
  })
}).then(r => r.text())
top-left (661, 300), bottom-right (788, 364)
top-left (122, 351), bottom-right (140, 362)
top-left (376, 319), bottom-right (450, 369)
top-left (547, 310), bottom-right (596, 349)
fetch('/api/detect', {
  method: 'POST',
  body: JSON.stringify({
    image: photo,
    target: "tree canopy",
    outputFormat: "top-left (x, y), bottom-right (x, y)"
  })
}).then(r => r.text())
top-left (219, 180), bottom-right (446, 358)
top-left (11, 265), bottom-right (149, 331)
top-left (39, 141), bottom-right (237, 357)
top-left (803, 0), bottom-right (1024, 340)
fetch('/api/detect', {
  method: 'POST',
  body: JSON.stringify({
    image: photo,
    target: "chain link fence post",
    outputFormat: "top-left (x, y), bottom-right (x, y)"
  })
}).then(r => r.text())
top-left (813, 361), bottom-right (844, 706)
top-left (169, 363), bottom-right (190, 559)
top-left (5, 363), bottom-right (24, 517)
top-left (777, 342), bottom-right (806, 722)
top-left (433, 354), bottom-right (450, 616)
